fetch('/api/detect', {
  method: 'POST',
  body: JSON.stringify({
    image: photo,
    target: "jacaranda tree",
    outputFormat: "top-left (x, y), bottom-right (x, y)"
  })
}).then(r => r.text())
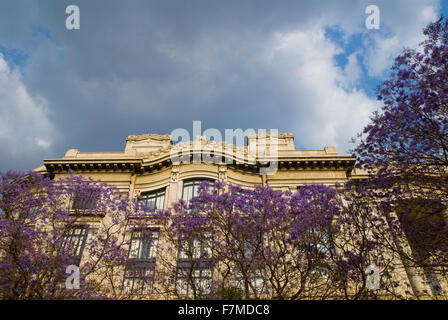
top-left (0, 171), bottom-right (150, 299)
top-left (353, 17), bottom-right (448, 195)
top-left (352, 17), bottom-right (448, 297)
top-left (152, 181), bottom-right (407, 299)
top-left (0, 172), bottom-right (433, 299)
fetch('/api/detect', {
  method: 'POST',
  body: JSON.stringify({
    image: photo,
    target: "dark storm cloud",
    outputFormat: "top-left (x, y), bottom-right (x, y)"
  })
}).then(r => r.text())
top-left (0, 0), bottom-right (441, 170)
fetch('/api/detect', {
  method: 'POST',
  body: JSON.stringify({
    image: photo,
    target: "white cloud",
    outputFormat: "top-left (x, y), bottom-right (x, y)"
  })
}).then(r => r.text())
top-left (362, 3), bottom-right (439, 77)
top-left (340, 52), bottom-right (363, 90)
top-left (263, 28), bottom-right (380, 154)
top-left (255, 1), bottom-right (440, 153)
top-left (0, 53), bottom-right (56, 161)
top-left (0, 0), bottom-right (442, 170)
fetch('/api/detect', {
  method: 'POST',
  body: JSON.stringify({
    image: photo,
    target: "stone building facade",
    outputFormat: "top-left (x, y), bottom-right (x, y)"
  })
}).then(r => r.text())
top-left (32, 132), bottom-right (442, 299)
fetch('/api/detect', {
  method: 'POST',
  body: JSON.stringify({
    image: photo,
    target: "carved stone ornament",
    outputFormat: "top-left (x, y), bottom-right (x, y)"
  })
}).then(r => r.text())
top-left (133, 189), bottom-right (141, 199)
top-left (126, 133), bottom-right (171, 142)
top-left (218, 165), bottom-right (227, 181)
top-left (171, 165), bottom-right (180, 183)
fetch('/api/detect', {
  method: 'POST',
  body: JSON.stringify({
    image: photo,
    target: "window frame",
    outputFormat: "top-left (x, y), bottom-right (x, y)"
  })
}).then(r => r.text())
top-left (123, 229), bottom-right (160, 295)
top-left (235, 267), bottom-right (267, 295)
top-left (61, 226), bottom-right (88, 266)
top-left (139, 188), bottom-right (166, 211)
top-left (181, 179), bottom-right (215, 204)
top-left (127, 229), bottom-right (160, 261)
top-left (175, 232), bottom-right (213, 296)
top-left (70, 189), bottom-right (98, 211)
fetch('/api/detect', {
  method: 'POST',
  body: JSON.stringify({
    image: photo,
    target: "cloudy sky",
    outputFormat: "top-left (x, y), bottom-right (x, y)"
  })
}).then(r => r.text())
top-left (0, 0), bottom-right (447, 171)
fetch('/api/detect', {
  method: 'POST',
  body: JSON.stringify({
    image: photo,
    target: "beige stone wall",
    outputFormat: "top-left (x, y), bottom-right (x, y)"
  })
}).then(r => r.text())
top-left (33, 132), bottom-right (442, 299)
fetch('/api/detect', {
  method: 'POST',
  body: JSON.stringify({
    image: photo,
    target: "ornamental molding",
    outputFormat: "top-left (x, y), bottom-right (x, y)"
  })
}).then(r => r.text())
top-left (136, 146), bottom-right (173, 159)
top-left (218, 165), bottom-right (227, 181)
top-left (248, 132), bottom-right (295, 139)
top-left (126, 134), bottom-right (172, 142)
top-left (170, 165), bottom-right (180, 183)
top-left (133, 189), bottom-right (141, 198)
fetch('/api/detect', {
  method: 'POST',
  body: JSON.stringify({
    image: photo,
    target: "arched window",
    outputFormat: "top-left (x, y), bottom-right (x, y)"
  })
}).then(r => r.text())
top-left (182, 179), bottom-right (215, 203)
top-left (140, 188), bottom-right (166, 211)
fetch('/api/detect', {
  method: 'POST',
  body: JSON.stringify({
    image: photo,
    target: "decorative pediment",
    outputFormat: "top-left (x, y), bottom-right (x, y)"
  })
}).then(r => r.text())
top-left (126, 133), bottom-right (172, 142)
top-left (125, 133), bottom-right (173, 155)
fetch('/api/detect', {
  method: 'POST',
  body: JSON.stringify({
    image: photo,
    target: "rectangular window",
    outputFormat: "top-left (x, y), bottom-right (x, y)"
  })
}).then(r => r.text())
top-left (176, 232), bottom-right (213, 296)
top-left (235, 228), bottom-right (262, 259)
top-left (233, 189), bottom-right (254, 212)
top-left (177, 231), bottom-right (212, 260)
top-left (62, 226), bottom-right (88, 265)
top-left (307, 227), bottom-right (334, 257)
top-left (140, 189), bottom-right (166, 211)
top-left (123, 266), bottom-right (155, 296)
top-left (176, 268), bottom-right (212, 296)
top-left (178, 237), bottom-right (202, 260)
top-left (71, 197), bottom-right (96, 210)
top-left (124, 229), bottom-right (159, 295)
top-left (235, 268), bottom-right (266, 295)
top-left (231, 228), bottom-right (266, 296)
top-left (71, 191), bottom-right (97, 210)
top-left (128, 230), bottom-right (159, 260)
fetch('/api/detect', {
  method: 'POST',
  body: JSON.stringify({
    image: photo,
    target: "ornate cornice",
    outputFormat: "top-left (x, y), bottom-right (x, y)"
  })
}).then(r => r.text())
top-left (136, 145), bottom-right (173, 159)
top-left (248, 132), bottom-right (295, 138)
top-left (126, 134), bottom-right (171, 142)
top-left (43, 153), bottom-right (356, 175)
top-left (43, 159), bottom-right (143, 174)
top-left (40, 133), bottom-right (356, 176)
top-left (170, 164), bottom-right (180, 183)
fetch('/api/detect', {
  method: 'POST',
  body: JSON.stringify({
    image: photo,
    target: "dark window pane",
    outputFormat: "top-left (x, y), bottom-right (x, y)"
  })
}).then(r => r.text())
top-left (71, 191), bottom-right (97, 210)
top-left (124, 229), bottom-right (159, 295)
top-left (62, 226), bottom-right (88, 265)
top-left (182, 179), bottom-right (215, 203)
top-left (128, 230), bottom-right (159, 260)
top-left (140, 188), bottom-right (166, 211)
top-left (176, 232), bottom-right (213, 296)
